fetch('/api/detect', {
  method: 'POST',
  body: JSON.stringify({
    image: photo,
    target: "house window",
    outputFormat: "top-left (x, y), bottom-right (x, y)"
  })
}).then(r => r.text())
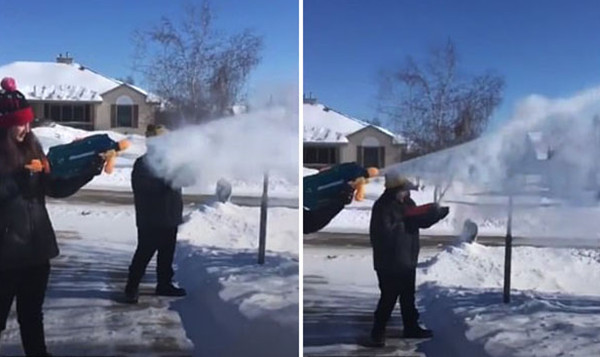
top-left (357, 136), bottom-right (385, 168)
top-left (43, 103), bottom-right (93, 130)
top-left (357, 146), bottom-right (385, 168)
top-left (304, 146), bottom-right (339, 165)
top-left (117, 105), bottom-right (133, 127)
top-left (111, 95), bottom-right (139, 128)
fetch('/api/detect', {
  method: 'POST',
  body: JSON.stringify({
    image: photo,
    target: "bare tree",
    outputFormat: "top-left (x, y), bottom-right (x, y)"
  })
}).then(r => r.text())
top-left (132, 1), bottom-right (263, 124)
top-left (378, 40), bottom-right (504, 155)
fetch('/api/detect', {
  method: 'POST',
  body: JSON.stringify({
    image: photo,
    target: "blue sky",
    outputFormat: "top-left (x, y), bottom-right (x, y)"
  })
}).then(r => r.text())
top-left (0, 0), bottom-right (298, 95)
top-left (304, 0), bottom-right (600, 130)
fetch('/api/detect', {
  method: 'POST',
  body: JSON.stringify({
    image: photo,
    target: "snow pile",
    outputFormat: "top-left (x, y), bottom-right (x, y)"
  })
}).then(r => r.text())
top-left (216, 258), bottom-right (298, 324)
top-left (420, 243), bottom-right (600, 296)
top-left (178, 201), bottom-right (298, 324)
top-left (417, 243), bottom-right (600, 357)
top-left (175, 204), bottom-right (299, 334)
top-left (179, 202), bottom-right (298, 255)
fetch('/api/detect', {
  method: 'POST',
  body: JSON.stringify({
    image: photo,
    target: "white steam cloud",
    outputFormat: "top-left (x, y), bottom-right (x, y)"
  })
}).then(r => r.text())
top-left (144, 84), bottom-right (299, 190)
top-left (385, 85), bottom-right (600, 204)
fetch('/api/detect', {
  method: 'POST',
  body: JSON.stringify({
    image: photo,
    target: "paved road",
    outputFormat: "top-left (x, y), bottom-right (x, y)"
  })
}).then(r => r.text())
top-left (48, 188), bottom-right (298, 208)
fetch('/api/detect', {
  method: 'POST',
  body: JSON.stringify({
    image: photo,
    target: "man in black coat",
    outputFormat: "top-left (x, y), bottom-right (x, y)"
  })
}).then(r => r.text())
top-left (124, 125), bottom-right (188, 304)
top-left (367, 173), bottom-right (449, 347)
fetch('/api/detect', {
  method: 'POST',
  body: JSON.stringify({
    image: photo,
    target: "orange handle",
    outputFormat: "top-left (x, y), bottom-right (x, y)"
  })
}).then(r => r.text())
top-left (24, 159), bottom-right (50, 173)
top-left (105, 157), bottom-right (115, 174)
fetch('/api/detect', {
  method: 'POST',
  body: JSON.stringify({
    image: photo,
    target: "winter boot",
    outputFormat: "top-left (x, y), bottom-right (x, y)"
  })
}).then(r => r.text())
top-left (363, 334), bottom-right (385, 348)
top-left (363, 326), bottom-right (386, 348)
top-left (403, 324), bottom-right (433, 339)
top-left (156, 282), bottom-right (187, 297)
top-left (124, 283), bottom-right (139, 304)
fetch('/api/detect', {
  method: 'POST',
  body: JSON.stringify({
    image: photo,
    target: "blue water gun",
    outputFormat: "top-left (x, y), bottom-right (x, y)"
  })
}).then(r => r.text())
top-left (304, 162), bottom-right (379, 211)
top-left (26, 134), bottom-right (130, 179)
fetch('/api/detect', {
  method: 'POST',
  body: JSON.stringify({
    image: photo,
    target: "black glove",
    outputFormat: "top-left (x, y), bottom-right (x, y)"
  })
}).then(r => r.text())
top-left (438, 206), bottom-right (450, 220)
top-left (338, 184), bottom-right (355, 205)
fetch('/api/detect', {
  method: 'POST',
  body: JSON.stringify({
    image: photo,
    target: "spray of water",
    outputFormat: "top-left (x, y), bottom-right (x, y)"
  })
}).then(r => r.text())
top-left (144, 84), bottom-right (299, 190)
top-left (384, 85), bottom-right (600, 204)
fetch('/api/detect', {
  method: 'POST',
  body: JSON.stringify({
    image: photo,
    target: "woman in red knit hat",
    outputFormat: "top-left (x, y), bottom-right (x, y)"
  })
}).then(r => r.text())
top-left (0, 77), bottom-right (104, 356)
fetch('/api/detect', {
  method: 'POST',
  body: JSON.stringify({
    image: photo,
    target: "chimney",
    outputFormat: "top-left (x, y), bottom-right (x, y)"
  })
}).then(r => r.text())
top-left (56, 52), bottom-right (74, 64)
top-left (303, 92), bottom-right (317, 105)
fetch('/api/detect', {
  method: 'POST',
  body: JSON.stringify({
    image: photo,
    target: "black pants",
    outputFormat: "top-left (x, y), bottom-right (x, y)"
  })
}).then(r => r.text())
top-left (0, 262), bottom-right (50, 356)
top-left (127, 225), bottom-right (178, 288)
top-left (371, 268), bottom-right (419, 338)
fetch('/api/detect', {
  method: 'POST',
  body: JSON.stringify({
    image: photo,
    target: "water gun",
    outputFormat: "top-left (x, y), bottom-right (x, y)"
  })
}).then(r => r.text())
top-left (25, 134), bottom-right (130, 179)
top-left (304, 162), bottom-right (379, 211)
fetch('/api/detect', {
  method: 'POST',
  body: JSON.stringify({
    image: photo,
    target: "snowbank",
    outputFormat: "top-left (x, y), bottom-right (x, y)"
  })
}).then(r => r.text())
top-left (179, 202), bottom-right (298, 255)
top-left (420, 243), bottom-right (600, 296)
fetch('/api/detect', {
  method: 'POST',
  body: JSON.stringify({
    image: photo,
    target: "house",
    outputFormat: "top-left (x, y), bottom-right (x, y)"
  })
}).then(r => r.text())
top-left (0, 54), bottom-right (162, 134)
top-left (303, 97), bottom-right (406, 169)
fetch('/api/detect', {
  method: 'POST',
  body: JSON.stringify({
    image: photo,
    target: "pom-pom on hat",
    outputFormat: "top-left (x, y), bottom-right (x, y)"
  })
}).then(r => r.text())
top-left (384, 171), bottom-right (419, 191)
top-left (0, 77), bottom-right (34, 128)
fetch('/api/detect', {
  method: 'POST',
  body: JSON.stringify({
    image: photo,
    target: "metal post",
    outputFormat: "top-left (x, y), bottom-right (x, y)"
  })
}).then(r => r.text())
top-left (258, 171), bottom-right (269, 264)
top-left (503, 194), bottom-right (513, 303)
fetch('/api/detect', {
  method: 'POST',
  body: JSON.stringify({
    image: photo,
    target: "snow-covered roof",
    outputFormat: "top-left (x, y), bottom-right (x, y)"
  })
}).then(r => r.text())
top-left (0, 61), bottom-right (160, 103)
top-left (303, 102), bottom-right (405, 144)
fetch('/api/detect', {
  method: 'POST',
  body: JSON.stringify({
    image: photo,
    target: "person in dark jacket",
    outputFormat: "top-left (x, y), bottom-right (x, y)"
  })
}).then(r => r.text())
top-left (124, 125), bottom-right (190, 303)
top-left (0, 77), bottom-right (104, 356)
top-left (303, 183), bottom-right (355, 234)
top-left (366, 172), bottom-right (449, 347)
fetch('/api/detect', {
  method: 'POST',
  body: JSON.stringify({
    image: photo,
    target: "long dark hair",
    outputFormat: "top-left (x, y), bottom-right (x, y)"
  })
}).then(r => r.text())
top-left (0, 127), bottom-right (45, 175)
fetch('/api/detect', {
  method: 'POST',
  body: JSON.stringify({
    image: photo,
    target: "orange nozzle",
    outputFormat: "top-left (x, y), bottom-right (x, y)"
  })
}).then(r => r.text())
top-left (367, 167), bottom-right (379, 178)
top-left (118, 140), bottom-right (131, 151)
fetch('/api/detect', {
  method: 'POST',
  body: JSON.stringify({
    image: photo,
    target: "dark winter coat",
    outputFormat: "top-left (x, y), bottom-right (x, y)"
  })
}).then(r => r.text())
top-left (369, 189), bottom-right (442, 272)
top-left (132, 155), bottom-right (183, 228)
top-left (0, 163), bottom-right (95, 271)
top-left (303, 183), bottom-right (354, 234)
top-left (303, 203), bottom-right (344, 234)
